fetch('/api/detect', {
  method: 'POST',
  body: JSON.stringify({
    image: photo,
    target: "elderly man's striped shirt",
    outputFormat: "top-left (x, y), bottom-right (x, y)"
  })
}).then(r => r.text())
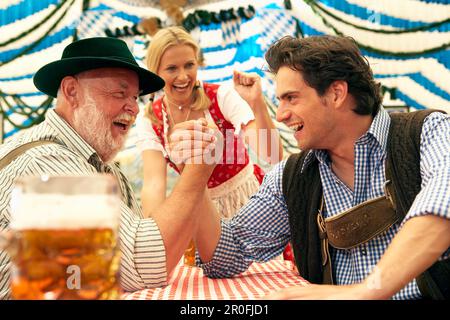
top-left (0, 110), bottom-right (167, 299)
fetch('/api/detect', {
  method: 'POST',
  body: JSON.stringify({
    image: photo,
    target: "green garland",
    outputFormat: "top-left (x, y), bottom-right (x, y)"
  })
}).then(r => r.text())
top-left (73, 0), bottom-right (93, 41)
top-left (0, 0), bottom-right (76, 67)
top-left (307, 0), bottom-right (450, 34)
top-left (284, 0), bottom-right (292, 10)
top-left (182, 5), bottom-right (255, 32)
top-left (104, 24), bottom-right (146, 38)
top-left (104, 5), bottom-right (256, 38)
top-left (0, 0), bottom-right (70, 48)
top-left (0, 0), bottom-right (422, 140)
top-left (306, 1), bottom-right (450, 57)
top-left (283, 0), bottom-right (305, 38)
top-left (381, 85), bottom-right (397, 100)
top-left (294, 16), bottom-right (305, 38)
top-left (105, 3), bottom-right (298, 41)
top-left (0, 91), bottom-right (53, 131)
top-left (0, 0), bottom-right (79, 139)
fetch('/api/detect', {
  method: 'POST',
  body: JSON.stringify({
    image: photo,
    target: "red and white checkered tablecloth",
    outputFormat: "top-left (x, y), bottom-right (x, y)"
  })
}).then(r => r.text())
top-left (122, 259), bottom-right (309, 300)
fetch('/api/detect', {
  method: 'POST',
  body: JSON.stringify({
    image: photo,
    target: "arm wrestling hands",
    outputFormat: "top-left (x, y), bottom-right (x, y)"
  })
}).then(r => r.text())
top-left (167, 118), bottom-right (223, 171)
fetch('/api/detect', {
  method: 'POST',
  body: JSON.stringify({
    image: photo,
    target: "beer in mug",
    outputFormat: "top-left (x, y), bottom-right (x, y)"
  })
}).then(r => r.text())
top-left (7, 175), bottom-right (121, 300)
top-left (184, 239), bottom-right (196, 267)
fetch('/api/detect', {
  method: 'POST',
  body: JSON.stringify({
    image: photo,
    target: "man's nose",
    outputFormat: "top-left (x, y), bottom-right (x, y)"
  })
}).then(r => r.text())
top-left (276, 103), bottom-right (290, 123)
top-left (124, 100), bottom-right (139, 116)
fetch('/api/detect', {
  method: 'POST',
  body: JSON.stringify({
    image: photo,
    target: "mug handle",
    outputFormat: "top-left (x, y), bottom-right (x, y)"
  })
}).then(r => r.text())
top-left (0, 230), bottom-right (15, 256)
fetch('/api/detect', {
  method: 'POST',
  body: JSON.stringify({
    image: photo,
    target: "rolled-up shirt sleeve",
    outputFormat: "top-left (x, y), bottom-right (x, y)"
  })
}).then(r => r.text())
top-left (119, 203), bottom-right (167, 291)
top-left (402, 111), bottom-right (450, 259)
top-left (198, 161), bottom-right (291, 278)
top-left (216, 84), bottom-right (255, 135)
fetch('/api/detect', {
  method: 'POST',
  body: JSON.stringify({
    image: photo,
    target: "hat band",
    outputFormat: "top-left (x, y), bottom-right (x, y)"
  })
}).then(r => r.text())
top-left (62, 55), bottom-right (138, 65)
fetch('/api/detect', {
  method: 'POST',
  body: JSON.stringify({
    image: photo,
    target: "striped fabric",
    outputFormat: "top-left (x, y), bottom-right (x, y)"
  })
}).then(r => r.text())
top-left (0, 109), bottom-right (167, 300)
top-left (200, 107), bottom-right (450, 300)
top-left (122, 259), bottom-right (308, 300)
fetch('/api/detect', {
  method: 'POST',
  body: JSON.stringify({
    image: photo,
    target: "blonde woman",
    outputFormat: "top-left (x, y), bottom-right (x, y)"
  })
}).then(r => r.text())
top-left (136, 26), bottom-right (282, 220)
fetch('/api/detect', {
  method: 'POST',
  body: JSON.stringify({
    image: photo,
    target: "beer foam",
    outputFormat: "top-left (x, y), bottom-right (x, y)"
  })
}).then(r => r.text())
top-left (9, 193), bottom-right (120, 230)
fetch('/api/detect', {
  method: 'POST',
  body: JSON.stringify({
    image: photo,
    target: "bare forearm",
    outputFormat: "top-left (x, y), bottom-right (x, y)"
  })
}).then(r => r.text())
top-left (141, 150), bottom-right (168, 218)
top-left (141, 185), bottom-right (165, 218)
top-left (362, 215), bottom-right (450, 299)
top-left (151, 165), bottom-right (211, 274)
top-left (194, 191), bottom-right (222, 263)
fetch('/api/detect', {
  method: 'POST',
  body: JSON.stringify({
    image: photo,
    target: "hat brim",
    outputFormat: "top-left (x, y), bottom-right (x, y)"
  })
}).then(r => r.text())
top-left (33, 57), bottom-right (165, 98)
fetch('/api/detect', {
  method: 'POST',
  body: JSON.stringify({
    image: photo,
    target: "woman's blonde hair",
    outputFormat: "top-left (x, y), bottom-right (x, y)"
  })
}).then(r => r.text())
top-left (145, 26), bottom-right (211, 124)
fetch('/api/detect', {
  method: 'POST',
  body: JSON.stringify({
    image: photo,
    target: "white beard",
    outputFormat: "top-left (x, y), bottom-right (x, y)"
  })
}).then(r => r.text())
top-left (73, 94), bottom-right (127, 163)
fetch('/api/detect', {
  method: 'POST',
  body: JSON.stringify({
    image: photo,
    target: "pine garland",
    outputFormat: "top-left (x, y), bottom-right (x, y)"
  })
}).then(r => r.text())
top-left (0, 1), bottom-right (442, 138)
top-left (182, 5), bottom-right (255, 32)
top-left (0, 91), bottom-right (53, 131)
top-left (294, 16), bottom-right (305, 38)
top-left (284, 0), bottom-right (292, 10)
top-left (308, 0), bottom-right (450, 34)
top-left (104, 5), bottom-right (256, 37)
top-left (0, 0), bottom-right (70, 48)
top-left (105, 24), bottom-right (145, 38)
top-left (0, 0), bottom-right (76, 67)
top-left (381, 85), bottom-right (397, 100)
top-left (306, 0), bottom-right (450, 56)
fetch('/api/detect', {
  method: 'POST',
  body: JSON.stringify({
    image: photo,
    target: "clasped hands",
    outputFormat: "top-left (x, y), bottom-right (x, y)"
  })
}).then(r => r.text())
top-left (167, 119), bottom-right (223, 172)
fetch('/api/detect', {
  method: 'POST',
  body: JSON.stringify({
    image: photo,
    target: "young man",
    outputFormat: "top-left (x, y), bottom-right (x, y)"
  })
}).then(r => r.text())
top-left (0, 37), bottom-right (217, 299)
top-left (187, 35), bottom-right (450, 300)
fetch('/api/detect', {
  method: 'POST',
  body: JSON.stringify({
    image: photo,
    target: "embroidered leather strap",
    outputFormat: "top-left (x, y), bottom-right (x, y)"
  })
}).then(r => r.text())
top-left (317, 182), bottom-right (398, 283)
top-left (323, 182), bottom-right (399, 249)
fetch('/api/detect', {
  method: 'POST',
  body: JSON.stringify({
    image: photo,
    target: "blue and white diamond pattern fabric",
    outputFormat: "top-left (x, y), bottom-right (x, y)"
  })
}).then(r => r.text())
top-left (76, 6), bottom-right (115, 39)
top-left (257, 7), bottom-right (298, 52)
top-left (221, 19), bottom-right (241, 46)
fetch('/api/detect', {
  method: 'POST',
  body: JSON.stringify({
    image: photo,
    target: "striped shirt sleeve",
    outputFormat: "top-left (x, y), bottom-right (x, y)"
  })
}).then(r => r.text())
top-left (118, 203), bottom-right (167, 291)
top-left (8, 146), bottom-right (167, 292)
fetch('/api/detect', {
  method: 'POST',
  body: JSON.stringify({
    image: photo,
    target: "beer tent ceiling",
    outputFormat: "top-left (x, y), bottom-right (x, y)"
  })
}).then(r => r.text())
top-left (0, 0), bottom-right (449, 155)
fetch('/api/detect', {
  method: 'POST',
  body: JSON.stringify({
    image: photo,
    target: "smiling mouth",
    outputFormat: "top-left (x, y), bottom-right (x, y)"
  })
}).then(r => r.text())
top-left (113, 120), bottom-right (131, 132)
top-left (173, 83), bottom-right (190, 91)
top-left (288, 123), bottom-right (304, 133)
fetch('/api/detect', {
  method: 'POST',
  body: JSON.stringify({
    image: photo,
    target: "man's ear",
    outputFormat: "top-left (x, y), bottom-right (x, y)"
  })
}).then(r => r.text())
top-left (60, 76), bottom-right (79, 108)
top-left (327, 80), bottom-right (348, 109)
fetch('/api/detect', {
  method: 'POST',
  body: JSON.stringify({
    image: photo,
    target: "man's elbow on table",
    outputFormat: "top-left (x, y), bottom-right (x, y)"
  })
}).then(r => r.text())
top-left (194, 193), bottom-right (222, 263)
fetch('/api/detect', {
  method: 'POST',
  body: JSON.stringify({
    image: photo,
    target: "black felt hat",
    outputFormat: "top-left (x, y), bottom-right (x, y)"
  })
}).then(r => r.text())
top-left (33, 37), bottom-right (164, 97)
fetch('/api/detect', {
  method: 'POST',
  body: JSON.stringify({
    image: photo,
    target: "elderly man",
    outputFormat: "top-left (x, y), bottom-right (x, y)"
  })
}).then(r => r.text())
top-left (185, 35), bottom-right (450, 300)
top-left (0, 37), bottom-right (216, 299)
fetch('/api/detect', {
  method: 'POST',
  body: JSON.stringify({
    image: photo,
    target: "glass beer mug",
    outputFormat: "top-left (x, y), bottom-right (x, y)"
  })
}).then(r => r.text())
top-left (5, 175), bottom-right (121, 300)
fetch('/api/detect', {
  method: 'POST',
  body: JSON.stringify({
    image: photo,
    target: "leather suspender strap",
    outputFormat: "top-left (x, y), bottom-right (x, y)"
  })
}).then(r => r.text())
top-left (317, 195), bottom-right (334, 284)
top-left (0, 140), bottom-right (56, 171)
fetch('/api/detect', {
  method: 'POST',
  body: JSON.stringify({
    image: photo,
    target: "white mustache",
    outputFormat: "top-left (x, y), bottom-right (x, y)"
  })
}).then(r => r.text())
top-left (113, 113), bottom-right (136, 124)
